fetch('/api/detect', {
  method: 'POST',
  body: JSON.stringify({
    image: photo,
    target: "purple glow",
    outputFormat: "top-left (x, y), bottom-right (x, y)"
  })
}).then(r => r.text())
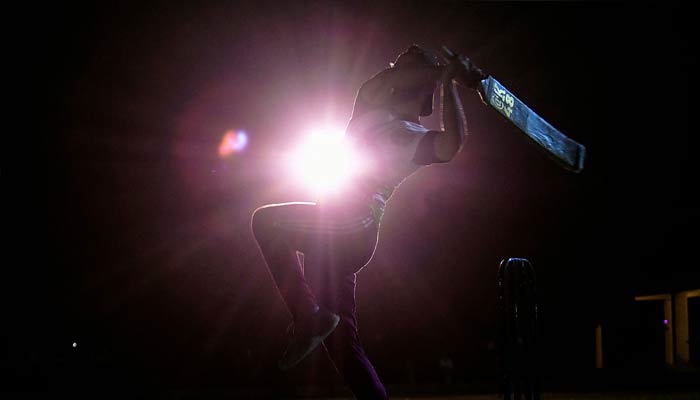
top-left (218, 130), bottom-right (248, 157)
top-left (235, 131), bottom-right (248, 150)
top-left (663, 319), bottom-right (668, 325)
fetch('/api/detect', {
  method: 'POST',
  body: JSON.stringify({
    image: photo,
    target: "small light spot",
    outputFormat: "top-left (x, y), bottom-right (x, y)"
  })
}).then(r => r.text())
top-left (663, 319), bottom-right (669, 325)
top-left (218, 130), bottom-right (248, 157)
top-left (72, 342), bottom-right (77, 348)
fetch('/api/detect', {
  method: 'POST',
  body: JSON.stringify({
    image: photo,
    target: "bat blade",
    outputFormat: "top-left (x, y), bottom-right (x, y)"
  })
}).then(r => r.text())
top-left (479, 76), bottom-right (586, 173)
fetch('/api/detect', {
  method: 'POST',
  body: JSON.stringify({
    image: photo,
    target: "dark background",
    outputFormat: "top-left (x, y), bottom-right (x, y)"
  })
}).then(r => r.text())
top-left (6, 1), bottom-right (699, 396)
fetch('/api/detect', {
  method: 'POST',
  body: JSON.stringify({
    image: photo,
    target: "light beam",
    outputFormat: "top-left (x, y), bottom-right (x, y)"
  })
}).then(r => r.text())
top-left (288, 127), bottom-right (363, 195)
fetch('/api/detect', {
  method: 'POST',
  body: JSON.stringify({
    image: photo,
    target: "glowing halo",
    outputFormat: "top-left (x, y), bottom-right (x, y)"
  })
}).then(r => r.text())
top-left (218, 130), bottom-right (248, 157)
top-left (288, 127), bottom-right (364, 195)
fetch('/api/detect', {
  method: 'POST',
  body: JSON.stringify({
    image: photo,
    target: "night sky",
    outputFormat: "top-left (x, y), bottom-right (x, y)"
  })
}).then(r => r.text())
top-left (7, 1), bottom-right (699, 394)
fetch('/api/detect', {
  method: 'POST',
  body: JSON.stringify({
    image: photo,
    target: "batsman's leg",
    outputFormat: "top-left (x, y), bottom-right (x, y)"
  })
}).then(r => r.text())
top-left (251, 202), bottom-right (321, 321)
top-left (251, 202), bottom-right (343, 370)
top-left (320, 273), bottom-right (388, 400)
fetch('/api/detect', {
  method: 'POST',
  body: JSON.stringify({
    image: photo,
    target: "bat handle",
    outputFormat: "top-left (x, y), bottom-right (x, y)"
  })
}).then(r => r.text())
top-left (439, 45), bottom-right (488, 93)
top-left (438, 45), bottom-right (463, 84)
top-left (440, 45), bottom-right (456, 60)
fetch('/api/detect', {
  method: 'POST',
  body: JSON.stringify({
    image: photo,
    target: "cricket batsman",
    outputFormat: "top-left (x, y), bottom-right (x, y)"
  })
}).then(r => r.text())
top-left (251, 44), bottom-right (485, 399)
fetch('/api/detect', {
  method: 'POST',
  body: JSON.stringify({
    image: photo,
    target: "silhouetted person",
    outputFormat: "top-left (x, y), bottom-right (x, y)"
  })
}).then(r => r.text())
top-left (251, 44), bottom-right (484, 399)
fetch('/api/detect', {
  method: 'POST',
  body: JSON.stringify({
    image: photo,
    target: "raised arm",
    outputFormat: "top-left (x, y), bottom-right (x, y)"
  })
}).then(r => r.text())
top-left (353, 64), bottom-right (443, 116)
top-left (432, 69), bottom-right (467, 162)
top-left (431, 53), bottom-right (486, 162)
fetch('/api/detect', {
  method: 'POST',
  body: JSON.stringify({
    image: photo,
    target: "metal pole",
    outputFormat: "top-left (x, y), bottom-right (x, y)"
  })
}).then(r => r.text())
top-left (498, 258), bottom-right (540, 400)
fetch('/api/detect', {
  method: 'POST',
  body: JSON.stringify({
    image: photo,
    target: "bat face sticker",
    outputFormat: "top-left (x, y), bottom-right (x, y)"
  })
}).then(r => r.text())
top-left (491, 82), bottom-right (515, 118)
top-left (480, 76), bottom-right (586, 173)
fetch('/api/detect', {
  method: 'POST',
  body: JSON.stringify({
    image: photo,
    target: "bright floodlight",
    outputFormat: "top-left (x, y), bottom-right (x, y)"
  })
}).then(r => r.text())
top-left (290, 128), bottom-right (362, 194)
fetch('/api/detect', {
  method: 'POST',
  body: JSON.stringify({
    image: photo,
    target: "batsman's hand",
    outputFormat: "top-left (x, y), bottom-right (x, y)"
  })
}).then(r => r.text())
top-left (439, 46), bottom-right (486, 89)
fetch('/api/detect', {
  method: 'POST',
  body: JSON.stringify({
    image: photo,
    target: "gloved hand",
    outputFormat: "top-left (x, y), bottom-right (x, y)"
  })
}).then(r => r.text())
top-left (439, 46), bottom-right (487, 89)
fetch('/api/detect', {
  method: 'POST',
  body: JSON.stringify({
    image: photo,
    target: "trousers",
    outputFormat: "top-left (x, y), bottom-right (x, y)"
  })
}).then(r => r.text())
top-left (251, 201), bottom-right (388, 399)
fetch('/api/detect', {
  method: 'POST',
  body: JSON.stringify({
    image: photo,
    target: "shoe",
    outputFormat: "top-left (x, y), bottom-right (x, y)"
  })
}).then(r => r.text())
top-left (278, 307), bottom-right (340, 370)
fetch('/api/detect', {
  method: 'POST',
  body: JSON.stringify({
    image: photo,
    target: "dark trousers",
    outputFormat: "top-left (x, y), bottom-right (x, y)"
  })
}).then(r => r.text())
top-left (251, 201), bottom-right (388, 400)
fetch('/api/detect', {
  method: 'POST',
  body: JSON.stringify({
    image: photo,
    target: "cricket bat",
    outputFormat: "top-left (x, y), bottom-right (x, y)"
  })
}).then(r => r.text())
top-left (441, 46), bottom-right (586, 173)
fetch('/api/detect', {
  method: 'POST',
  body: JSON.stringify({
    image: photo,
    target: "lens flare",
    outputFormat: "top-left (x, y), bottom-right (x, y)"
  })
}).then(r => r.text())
top-left (218, 130), bottom-right (248, 157)
top-left (289, 128), bottom-right (362, 194)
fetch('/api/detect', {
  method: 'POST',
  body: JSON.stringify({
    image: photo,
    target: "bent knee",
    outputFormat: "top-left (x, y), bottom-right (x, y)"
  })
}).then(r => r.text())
top-left (251, 202), bottom-right (315, 242)
top-left (251, 205), bottom-right (281, 241)
top-left (251, 206), bottom-right (269, 238)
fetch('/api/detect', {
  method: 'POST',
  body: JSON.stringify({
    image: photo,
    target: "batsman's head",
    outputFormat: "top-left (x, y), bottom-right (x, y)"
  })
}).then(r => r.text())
top-left (389, 44), bottom-right (441, 117)
top-left (390, 44), bottom-right (440, 69)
